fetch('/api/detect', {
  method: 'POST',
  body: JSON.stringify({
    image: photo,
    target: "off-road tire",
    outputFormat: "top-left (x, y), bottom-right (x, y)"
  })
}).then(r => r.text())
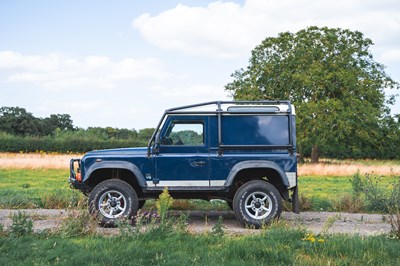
top-left (233, 180), bottom-right (282, 228)
top-left (89, 179), bottom-right (139, 227)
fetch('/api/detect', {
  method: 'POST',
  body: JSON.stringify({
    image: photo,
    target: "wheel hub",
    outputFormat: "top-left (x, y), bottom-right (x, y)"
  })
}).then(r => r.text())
top-left (110, 200), bottom-right (117, 208)
top-left (98, 190), bottom-right (127, 219)
top-left (254, 201), bottom-right (262, 209)
top-left (244, 191), bottom-right (273, 220)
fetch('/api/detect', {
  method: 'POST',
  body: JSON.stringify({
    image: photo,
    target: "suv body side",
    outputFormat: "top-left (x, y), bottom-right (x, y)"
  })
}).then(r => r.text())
top-left (69, 101), bottom-right (298, 228)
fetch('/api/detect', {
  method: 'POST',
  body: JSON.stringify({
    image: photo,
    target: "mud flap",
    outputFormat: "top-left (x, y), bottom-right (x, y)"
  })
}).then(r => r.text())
top-left (292, 185), bottom-right (300, 214)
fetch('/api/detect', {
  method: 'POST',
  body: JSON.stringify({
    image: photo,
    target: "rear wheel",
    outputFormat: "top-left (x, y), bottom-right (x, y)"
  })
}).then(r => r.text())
top-left (233, 180), bottom-right (282, 228)
top-left (89, 179), bottom-right (139, 227)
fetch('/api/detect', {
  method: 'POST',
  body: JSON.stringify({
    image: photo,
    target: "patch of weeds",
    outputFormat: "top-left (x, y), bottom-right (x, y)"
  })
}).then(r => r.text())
top-left (8, 211), bottom-right (33, 237)
top-left (21, 183), bottom-right (31, 189)
top-left (41, 190), bottom-right (83, 209)
top-left (57, 210), bottom-right (97, 237)
top-left (171, 200), bottom-right (195, 210)
top-left (156, 187), bottom-right (174, 227)
top-left (350, 170), bottom-right (364, 197)
top-left (0, 192), bottom-right (37, 209)
top-left (350, 171), bottom-right (400, 239)
top-left (175, 213), bottom-right (189, 233)
top-left (299, 194), bottom-right (312, 211)
top-left (0, 223), bottom-right (5, 236)
top-left (116, 217), bottom-right (135, 237)
top-left (333, 193), bottom-right (364, 212)
top-left (362, 174), bottom-right (389, 212)
top-left (320, 214), bottom-right (340, 235)
top-left (211, 216), bottom-right (226, 236)
top-left (388, 178), bottom-right (400, 239)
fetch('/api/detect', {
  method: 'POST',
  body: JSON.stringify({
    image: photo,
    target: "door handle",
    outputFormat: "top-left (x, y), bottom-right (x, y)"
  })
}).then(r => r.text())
top-left (193, 161), bottom-right (206, 167)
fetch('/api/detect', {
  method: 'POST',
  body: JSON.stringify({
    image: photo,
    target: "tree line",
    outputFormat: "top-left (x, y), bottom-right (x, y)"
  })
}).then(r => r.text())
top-left (0, 106), bottom-right (154, 153)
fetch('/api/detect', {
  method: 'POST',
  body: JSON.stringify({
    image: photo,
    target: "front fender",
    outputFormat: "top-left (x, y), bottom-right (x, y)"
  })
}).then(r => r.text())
top-left (225, 160), bottom-right (289, 187)
top-left (83, 161), bottom-right (147, 187)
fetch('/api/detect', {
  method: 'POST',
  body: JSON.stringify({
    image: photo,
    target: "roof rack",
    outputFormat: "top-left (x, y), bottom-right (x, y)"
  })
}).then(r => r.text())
top-left (165, 100), bottom-right (292, 114)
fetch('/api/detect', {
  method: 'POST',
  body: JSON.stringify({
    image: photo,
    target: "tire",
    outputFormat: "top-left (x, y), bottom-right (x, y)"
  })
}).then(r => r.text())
top-left (233, 180), bottom-right (282, 228)
top-left (89, 179), bottom-right (139, 227)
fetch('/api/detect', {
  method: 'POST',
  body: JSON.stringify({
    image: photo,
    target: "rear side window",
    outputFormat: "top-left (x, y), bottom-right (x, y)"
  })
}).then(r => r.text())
top-left (221, 115), bottom-right (289, 145)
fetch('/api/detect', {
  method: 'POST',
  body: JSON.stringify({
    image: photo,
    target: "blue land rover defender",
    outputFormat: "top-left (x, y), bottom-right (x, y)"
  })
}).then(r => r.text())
top-left (69, 101), bottom-right (299, 228)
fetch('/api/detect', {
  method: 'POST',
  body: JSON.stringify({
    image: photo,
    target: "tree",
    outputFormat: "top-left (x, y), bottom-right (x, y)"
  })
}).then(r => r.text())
top-left (0, 107), bottom-right (43, 136)
top-left (44, 114), bottom-right (74, 133)
top-left (226, 26), bottom-right (399, 162)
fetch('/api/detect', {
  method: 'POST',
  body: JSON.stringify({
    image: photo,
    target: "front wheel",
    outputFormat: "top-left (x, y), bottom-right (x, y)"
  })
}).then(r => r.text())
top-left (233, 180), bottom-right (282, 228)
top-left (89, 179), bottom-right (139, 227)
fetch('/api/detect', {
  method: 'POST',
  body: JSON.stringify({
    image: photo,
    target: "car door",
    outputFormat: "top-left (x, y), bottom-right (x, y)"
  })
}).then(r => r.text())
top-left (152, 116), bottom-right (210, 187)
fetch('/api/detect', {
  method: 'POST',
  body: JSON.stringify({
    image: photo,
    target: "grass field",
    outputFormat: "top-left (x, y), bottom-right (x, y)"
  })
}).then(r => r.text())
top-left (0, 169), bottom-right (83, 209)
top-left (0, 153), bottom-right (399, 211)
top-left (0, 168), bottom-right (396, 212)
top-left (1, 224), bottom-right (399, 265)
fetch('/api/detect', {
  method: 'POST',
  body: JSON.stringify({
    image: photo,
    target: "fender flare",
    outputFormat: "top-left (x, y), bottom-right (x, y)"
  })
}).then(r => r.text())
top-left (83, 161), bottom-right (147, 187)
top-left (224, 160), bottom-right (289, 187)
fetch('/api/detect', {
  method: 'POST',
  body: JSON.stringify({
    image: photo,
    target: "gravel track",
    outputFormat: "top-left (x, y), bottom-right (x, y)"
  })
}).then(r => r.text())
top-left (0, 209), bottom-right (392, 236)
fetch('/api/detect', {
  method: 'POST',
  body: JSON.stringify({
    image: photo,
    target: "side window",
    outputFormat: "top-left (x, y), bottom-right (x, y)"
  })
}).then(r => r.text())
top-left (162, 122), bottom-right (204, 146)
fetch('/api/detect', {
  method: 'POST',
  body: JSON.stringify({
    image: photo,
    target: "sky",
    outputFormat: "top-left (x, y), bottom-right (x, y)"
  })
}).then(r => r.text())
top-left (1, 0), bottom-right (399, 130)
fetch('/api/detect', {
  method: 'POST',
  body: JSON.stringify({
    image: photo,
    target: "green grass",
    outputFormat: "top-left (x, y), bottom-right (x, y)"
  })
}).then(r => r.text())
top-left (299, 175), bottom-right (394, 212)
top-left (0, 226), bottom-right (399, 265)
top-left (0, 169), bottom-right (396, 212)
top-left (0, 169), bottom-right (83, 208)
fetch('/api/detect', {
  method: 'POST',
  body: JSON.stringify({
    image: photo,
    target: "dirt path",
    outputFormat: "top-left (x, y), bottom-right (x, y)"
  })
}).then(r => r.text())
top-left (0, 209), bottom-right (392, 236)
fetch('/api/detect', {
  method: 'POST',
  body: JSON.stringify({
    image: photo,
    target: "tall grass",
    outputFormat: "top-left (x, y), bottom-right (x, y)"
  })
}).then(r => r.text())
top-left (0, 152), bottom-right (81, 169)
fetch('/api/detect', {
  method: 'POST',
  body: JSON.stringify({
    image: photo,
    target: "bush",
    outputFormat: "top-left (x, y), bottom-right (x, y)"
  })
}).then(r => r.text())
top-left (156, 187), bottom-right (174, 227)
top-left (57, 210), bottom-right (97, 238)
top-left (8, 211), bottom-right (33, 237)
top-left (350, 172), bottom-right (400, 238)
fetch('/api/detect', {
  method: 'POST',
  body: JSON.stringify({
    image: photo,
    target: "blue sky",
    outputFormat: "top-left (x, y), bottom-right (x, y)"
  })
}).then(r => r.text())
top-left (1, 0), bottom-right (399, 129)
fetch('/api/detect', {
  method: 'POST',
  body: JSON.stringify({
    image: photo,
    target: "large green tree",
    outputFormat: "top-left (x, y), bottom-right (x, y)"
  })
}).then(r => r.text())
top-left (226, 26), bottom-right (399, 161)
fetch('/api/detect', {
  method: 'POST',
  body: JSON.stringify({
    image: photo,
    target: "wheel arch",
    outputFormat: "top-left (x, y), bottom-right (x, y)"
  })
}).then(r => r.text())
top-left (225, 161), bottom-right (290, 200)
top-left (83, 161), bottom-right (146, 195)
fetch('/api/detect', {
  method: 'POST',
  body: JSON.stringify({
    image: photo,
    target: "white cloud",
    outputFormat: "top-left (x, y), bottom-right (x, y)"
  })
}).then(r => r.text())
top-left (380, 49), bottom-right (400, 63)
top-left (0, 51), bottom-right (171, 90)
top-left (132, 0), bottom-right (400, 59)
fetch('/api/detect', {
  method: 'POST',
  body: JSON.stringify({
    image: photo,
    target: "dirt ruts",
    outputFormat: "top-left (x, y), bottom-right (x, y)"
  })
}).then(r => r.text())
top-left (0, 209), bottom-right (392, 236)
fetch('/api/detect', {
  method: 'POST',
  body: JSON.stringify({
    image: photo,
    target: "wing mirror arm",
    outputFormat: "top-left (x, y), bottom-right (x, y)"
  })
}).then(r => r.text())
top-left (154, 132), bottom-right (161, 154)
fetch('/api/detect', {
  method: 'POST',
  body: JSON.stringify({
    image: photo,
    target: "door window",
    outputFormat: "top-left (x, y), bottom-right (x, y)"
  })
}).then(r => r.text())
top-left (162, 122), bottom-right (204, 146)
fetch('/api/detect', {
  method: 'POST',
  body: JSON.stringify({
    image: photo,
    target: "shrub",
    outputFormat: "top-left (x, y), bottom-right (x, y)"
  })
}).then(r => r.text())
top-left (350, 172), bottom-right (400, 238)
top-left (156, 187), bottom-right (174, 227)
top-left (57, 210), bottom-right (97, 237)
top-left (211, 216), bottom-right (226, 236)
top-left (8, 211), bottom-right (33, 237)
